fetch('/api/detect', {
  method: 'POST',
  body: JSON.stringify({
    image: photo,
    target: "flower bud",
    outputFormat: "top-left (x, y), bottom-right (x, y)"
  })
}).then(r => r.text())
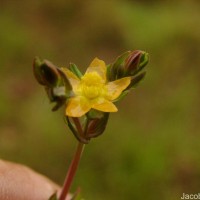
top-left (33, 57), bottom-right (61, 87)
top-left (107, 50), bottom-right (148, 81)
top-left (33, 57), bottom-right (72, 111)
top-left (86, 110), bottom-right (109, 138)
top-left (124, 50), bottom-right (149, 76)
top-left (106, 50), bottom-right (148, 102)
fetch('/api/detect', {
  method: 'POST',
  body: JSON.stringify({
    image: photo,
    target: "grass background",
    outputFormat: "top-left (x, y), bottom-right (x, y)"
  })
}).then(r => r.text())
top-left (0, 0), bottom-right (200, 199)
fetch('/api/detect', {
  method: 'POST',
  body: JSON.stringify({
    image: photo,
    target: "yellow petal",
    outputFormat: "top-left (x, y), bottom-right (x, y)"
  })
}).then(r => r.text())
top-left (92, 98), bottom-right (118, 112)
top-left (66, 96), bottom-right (91, 117)
top-left (61, 68), bottom-right (80, 91)
top-left (86, 58), bottom-right (107, 82)
top-left (106, 77), bottom-right (131, 101)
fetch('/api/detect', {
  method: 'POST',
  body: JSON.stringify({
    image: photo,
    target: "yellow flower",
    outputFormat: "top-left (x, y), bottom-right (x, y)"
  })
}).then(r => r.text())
top-left (62, 58), bottom-right (131, 117)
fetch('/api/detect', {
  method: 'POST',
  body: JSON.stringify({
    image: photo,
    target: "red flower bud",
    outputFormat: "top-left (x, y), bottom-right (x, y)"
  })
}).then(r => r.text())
top-left (124, 50), bottom-right (149, 76)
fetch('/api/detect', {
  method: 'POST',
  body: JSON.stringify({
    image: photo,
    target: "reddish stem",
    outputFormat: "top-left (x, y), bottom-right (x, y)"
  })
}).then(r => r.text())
top-left (59, 142), bottom-right (85, 200)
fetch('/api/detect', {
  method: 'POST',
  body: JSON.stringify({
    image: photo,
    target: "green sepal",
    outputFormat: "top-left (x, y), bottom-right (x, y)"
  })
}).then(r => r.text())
top-left (86, 109), bottom-right (105, 119)
top-left (86, 112), bottom-right (109, 139)
top-left (33, 57), bottom-right (61, 87)
top-left (64, 110), bottom-right (109, 142)
top-left (33, 57), bottom-right (45, 85)
top-left (139, 52), bottom-right (149, 69)
top-left (127, 72), bottom-right (146, 90)
top-left (48, 192), bottom-right (58, 200)
top-left (65, 116), bottom-right (89, 144)
top-left (107, 51), bottom-right (130, 81)
top-left (69, 63), bottom-right (83, 79)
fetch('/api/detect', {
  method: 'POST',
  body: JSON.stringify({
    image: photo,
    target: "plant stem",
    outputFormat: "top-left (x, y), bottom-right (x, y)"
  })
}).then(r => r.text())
top-left (59, 142), bottom-right (85, 200)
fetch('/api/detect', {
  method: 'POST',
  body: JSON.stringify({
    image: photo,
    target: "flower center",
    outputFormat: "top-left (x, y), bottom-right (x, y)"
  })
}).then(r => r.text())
top-left (80, 72), bottom-right (105, 99)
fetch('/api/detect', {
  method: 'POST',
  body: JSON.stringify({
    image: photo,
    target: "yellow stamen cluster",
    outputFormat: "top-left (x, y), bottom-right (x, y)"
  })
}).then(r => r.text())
top-left (80, 72), bottom-right (106, 99)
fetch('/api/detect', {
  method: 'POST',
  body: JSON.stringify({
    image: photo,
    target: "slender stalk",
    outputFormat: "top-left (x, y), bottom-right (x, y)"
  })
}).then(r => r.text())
top-left (59, 142), bottom-right (85, 200)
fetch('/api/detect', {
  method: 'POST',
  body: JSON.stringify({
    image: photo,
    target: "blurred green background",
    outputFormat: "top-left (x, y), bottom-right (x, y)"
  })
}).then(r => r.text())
top-left (0, 0), bottom-right (200, 199)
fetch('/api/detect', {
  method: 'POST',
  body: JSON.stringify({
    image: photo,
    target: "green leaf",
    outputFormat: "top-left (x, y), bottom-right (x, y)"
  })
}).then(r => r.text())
top-left (70, 187), bottom-right (83, 200)
top-left (71, 194), bottom-right (84, 200)
top-left (69, 63), bottom-right (83, 79)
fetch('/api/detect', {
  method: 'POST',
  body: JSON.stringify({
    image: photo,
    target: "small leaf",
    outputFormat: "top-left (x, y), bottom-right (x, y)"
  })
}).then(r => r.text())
top-left (70, 187), bottom-right (82, 200)
top-left (69, 63), bottom-right (83, 79)
top-left (48, 192), bottom-right (58, 200)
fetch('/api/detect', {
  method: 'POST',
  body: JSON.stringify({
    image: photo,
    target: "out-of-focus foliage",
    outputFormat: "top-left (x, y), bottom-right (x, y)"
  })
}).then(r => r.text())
top-left (0, 0), bottom-right (200, 200)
